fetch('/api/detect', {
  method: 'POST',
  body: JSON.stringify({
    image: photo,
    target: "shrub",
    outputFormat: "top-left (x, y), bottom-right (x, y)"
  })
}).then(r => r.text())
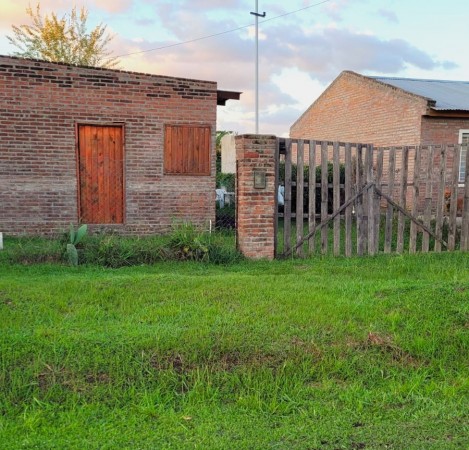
top-left (168, 222), bottom-right (209, 261)
top-left (168, 222), bottom-right (243, 264)
top-left (81, 235), bottom-right (167, 268)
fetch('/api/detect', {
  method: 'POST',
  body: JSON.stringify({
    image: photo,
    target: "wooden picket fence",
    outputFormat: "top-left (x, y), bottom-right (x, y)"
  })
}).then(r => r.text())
top-left (275, 138), bottom-right (469, 258)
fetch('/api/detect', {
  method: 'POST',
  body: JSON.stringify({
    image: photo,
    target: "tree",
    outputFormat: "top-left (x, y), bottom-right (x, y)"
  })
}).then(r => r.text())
top-left (216, 131), bottom-right (233, 153)
top-left (7, 3), bottom-right (119, 68)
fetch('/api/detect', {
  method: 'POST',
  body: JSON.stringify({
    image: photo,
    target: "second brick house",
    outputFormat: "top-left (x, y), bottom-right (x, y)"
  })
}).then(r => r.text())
top-left (290, 70), bottom-right (469, 182)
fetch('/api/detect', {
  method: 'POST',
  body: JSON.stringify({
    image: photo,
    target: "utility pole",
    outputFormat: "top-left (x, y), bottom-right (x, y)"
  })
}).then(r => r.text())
top-left (250, 1), bottom-right (265, 134)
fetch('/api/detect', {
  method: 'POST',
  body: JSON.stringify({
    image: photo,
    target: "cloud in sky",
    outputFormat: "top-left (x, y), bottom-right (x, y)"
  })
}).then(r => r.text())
top-left (0, 0), bottom-right (462, 135)
top-left (115, 11), bottom-right (456, 132)
top-left (377, 8), bottom-right (399, 24)
top-left (321, 0), bottom-right (355, 21)
top-left (177, 0), bottom-right (241, 9)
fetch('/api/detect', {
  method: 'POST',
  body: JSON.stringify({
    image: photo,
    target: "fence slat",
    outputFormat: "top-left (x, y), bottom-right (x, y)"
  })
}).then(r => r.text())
top-left (375, 147), bottom-right (384, 253)
top-left (422, 146), bottom-right (434, 252)
top-left (448, 145), bottom-right (460, 251)
top-left (384, 147), bottom-right (396, 253)
top-left (434, 146), bottom-right (447, 252)
top-left (409, 146), bottom-right (422, 253)
top-left (345, 143), bottom-right (353, 256)
top-left (308, 141), bottom-right (317, 254)
top-left (296, 140), bottom-right (305, 257)
top-left (321, 142), bottom-right (329, 254)
top-left (356, 145), bottom-right (365, 255)
top-left (284, 140), bottom-right (292, 254)
top-left (462, 144), bottom-right (469, 251)
top-left (396, 146), bottom-right (409, 253)
top-left (366, 145), bottom-right (375, 255)
top-left (333, 142), bottom-right (341, 256)
top-left (274, 138), bottom-right (280, 257)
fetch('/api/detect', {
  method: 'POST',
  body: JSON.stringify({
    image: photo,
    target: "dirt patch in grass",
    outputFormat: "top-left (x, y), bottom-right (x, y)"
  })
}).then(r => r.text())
top-left (365, 332), bottom-right (423, 367)
top-left (0, 291), bottom-right (15, 307)
top-left (148, 350), bottom-right (305, 373)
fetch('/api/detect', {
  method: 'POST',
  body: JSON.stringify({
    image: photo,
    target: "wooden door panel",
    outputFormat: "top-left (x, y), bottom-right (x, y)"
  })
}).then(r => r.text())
top-left (78, 125), bottom-right (124, 224)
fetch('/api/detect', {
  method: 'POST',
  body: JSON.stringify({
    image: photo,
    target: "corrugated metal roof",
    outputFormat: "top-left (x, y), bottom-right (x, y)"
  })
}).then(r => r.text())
top-left (370, 76), bottom-right (469, 111)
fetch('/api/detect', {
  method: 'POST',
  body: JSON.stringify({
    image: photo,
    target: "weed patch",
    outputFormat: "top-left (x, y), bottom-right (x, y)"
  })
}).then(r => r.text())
top-left (0, 227), bottom-right (241, 267)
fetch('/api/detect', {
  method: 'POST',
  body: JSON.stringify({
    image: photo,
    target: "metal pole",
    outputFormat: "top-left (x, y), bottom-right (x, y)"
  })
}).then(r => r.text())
top-left (255, 0), bottom-right (259, 134)
top-left (251, 2), bottom-right (265, 134)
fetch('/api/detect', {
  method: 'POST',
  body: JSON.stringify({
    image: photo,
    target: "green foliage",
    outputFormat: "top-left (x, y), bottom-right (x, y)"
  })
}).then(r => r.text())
top-left (215, 148), bottom-right (235, 191)
top-left (205, 230), bottom-right (242, 264)
top-left (81, 235), bottom-right (167, 268)
top-left (66, 224), bottom-right (87, 266)
top-left (216, 172), bottom-right (235, 191)
top-left (215, 131), bottom-right (235, 193)
top-left (167, 222), bottom-right (242, 263)
top-left (0, 236), bottom-right (63, 264)
top-left (69, 223), bottom-right (87, 246)
top-left (7, 3), bottom-right (119, 68)
top-left (0, 230), bottom-right (241, 267)
top-left (215, 130), bottom-right (232, 152)
top-left (168, 222), bottom-right (209, 261)
top-left (66, 243), bottom-right (78, 266)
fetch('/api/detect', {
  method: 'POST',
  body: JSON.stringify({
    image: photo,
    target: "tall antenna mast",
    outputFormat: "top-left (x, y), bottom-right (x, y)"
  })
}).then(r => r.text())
top-left (250, 1), bottom-right (266, 134)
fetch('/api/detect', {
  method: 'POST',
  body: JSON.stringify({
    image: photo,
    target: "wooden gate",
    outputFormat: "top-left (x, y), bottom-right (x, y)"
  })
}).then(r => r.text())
top-left (77, 125), bottom-right (124, 224)
top-left (276, 138), bottom-right (469, 258)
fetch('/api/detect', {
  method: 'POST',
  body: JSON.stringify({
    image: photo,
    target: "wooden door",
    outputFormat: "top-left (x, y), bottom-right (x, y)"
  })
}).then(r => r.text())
top-left (78, 125), bottom-right (124, 224)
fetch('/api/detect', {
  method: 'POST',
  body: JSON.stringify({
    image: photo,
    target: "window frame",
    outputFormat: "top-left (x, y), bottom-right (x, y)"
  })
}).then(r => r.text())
top-left (458, 129), bottom-right (469, 184)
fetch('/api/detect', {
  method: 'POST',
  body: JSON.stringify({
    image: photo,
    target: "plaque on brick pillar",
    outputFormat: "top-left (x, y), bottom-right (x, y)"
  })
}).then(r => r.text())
top-left (253, 170), bottom-right (266, 189)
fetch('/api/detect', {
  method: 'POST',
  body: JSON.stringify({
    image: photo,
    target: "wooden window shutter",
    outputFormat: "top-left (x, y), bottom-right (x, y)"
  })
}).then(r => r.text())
top-left (164, 125), bottom-right (211, 175)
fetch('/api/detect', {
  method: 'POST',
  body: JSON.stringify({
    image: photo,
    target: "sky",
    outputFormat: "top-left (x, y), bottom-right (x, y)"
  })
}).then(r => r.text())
top-left (1, 0), bottom-right (468, 137)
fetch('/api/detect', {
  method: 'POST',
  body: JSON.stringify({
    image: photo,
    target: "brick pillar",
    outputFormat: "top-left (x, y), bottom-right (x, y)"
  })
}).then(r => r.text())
top-left (236, 134), bottom-right (277, 260)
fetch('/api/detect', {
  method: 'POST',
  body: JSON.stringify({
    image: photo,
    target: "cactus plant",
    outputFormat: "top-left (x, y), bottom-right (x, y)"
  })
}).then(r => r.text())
top-left (66, 224), bottom-right (87, 266)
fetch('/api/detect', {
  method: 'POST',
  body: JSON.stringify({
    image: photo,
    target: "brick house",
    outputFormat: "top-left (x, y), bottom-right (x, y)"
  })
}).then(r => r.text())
top-left (290, 70), bottom-right (469, 183)
top-left (0, 55), bottom-right (239, 235)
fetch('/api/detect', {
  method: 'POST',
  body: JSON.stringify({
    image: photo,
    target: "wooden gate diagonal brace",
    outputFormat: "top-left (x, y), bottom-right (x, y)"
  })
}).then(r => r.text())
top-left (374, 187), bottom-right (448, 249)
top-left (282, 182), bottom-right (375, 258)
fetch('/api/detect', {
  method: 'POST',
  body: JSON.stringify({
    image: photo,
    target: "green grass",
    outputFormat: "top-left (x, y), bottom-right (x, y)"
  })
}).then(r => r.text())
top-left (0, 253), bottom-right (468, 449)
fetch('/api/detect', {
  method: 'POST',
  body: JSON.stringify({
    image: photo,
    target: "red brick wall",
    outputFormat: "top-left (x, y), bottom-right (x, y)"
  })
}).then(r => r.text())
top-left (290, 71), bottom-right (427, 147)
top-left (0, 56), bottom-right (217, 235)
top-left (421, 117), bottom-right (469, 144)
top-left (235, 135), bottom-right (277, 260)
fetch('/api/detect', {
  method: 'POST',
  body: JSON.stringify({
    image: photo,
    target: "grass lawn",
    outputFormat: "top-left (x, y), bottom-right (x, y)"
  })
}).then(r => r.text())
top-left (0, 253), bottom-right (468, 449)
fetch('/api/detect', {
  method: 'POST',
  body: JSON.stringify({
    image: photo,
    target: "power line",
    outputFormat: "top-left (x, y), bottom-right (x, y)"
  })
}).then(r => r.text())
top-left (117, 0), bottom-right (332, 58)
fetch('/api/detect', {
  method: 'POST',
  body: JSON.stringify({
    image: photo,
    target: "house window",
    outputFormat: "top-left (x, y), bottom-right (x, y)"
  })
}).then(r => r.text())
top-left (164, 125), bottom-right (211, 175)
top-left (459, 130), bottom-right (469, 183)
